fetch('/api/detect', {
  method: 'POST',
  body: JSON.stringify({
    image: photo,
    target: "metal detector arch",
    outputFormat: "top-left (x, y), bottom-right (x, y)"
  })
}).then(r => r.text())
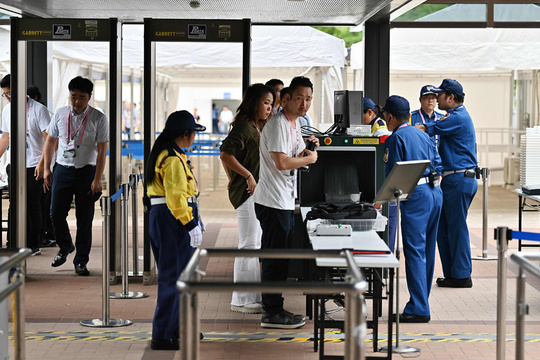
top-left (10, 18), bottom-right (122, 276)
top-left (142, 18), bottom-right (251, 284)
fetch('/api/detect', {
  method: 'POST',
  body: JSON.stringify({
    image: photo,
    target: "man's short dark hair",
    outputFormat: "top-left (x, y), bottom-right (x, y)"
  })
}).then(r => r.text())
top-left (289, 76), bottom-right (313, 95)
top-left (0, 74), bottom-right (10, 89)
top-left (68, 76), bottom-right (93, 95)
top-left (265, 78), bottom-right (284, 88)
top-left (444, 91), bottom-right (464, 104)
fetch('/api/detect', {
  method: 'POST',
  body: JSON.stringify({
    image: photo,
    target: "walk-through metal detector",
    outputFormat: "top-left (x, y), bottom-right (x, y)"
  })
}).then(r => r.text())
top-left (143, 18), bottom-right (251, 284)
top-left (10, 18), bottom-right (122, 275)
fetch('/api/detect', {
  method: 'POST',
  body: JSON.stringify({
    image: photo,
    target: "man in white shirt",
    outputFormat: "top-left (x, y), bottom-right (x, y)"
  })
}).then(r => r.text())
top-left (43, 76), bottom-right (109, 276)
top-left (218, 105), bottom-right (234, 134)
top-left (253, 76), bottom-right (319, 329)
top-left (0, 75), bottom-right (51, 255)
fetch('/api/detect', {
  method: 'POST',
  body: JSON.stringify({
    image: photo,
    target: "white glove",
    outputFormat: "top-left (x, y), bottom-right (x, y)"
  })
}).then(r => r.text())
top-left (198, 216), bottom-right (206, 232)
top-left (189, 226), bottom-right (203, 248)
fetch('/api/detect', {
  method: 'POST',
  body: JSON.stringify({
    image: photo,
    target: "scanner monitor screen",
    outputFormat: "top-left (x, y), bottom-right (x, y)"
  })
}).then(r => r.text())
top-left (374, 160), bottom-right (430, 203)
top-left (334, 90), bottom-right (363, 131)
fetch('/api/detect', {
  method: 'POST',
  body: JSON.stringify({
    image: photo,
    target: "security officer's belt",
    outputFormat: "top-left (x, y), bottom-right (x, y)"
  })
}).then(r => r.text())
top-left (150, 197), bottom-right (166, 205)
top-left (442, 168), bottom-right (471, 178)
top-left (417, 177), bottom-right (439, 187)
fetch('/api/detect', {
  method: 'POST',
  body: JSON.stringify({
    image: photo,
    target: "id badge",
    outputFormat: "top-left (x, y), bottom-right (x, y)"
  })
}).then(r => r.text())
top-left (66, 140), bottom-right (75, 151)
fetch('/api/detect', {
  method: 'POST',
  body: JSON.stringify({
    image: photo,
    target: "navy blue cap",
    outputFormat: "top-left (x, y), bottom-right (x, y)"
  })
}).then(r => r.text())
top-left (432, 79), bottom-right (464, 97)
top-left (363, 97), bottom-right (376, 111)
top-left (382, 95), bottom-right (410, 117)
top-left (420, 85), bottom-right (438, 97)
top-left (165, 110), bottom-right (206, 133)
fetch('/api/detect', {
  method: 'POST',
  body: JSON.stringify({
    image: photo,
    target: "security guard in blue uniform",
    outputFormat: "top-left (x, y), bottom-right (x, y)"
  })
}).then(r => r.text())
top-left (415, 79), bottom-right (478, 289)
top-left (410, 85), bottom-right (444, 146)
top-left (383, 95), bottom-right (443, 323)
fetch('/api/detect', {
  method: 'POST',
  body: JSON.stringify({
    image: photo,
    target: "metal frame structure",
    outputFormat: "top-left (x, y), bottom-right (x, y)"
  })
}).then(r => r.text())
top-left (142, 18), bottom-right (251, 284)
top-left (9, 19), bottom-right (122, 272)
top-left (177, 248), bottom-right (369, 360)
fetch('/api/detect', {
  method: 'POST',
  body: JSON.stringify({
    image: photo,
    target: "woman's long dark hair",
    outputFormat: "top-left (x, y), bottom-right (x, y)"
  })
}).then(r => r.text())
top-left (232, 83), bottom-right (275, 128)
top-left (146, 129), bottom-right (194, 186)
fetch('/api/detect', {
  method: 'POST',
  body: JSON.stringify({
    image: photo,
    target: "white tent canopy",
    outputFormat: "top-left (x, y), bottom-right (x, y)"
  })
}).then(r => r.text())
top-left (351, 27), bottom-right (540, 72)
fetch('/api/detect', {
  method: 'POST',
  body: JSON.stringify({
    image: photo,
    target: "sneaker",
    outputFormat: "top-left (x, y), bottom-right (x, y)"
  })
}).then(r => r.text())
top-left (41, 238), bottom-right (57, 248)
top-left (150, 338), bottom-right (179, 350)
top-left (261, 309), bottom-right (305, 329)
top-left (31, 248), bottom-right (41, 256)
top-left (436, 276), bottom-right (473, 288)
top-left (231, 303), bottom-right (263, 314)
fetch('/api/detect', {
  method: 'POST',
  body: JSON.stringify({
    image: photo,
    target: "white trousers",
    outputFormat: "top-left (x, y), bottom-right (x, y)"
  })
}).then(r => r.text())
top-left (231, 196), bottom-right (262, 306)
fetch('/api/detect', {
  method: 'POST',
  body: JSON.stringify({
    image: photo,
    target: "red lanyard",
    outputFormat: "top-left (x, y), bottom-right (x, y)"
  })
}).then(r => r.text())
top-left (66, 106), bottom-right (91, 143)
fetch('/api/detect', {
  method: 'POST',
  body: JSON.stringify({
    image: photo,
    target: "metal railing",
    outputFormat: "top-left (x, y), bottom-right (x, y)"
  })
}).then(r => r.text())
top-left (494, 226), bottom-right (540, 360)
top-left (176, 248), bottom-right (369, 360)
top-left (510, 252), bottom-right (540, 360)
top-left (0, 248), bottom-right (31, 360)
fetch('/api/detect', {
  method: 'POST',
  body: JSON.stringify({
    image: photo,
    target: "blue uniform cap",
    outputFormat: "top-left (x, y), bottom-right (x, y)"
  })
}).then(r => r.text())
top-left (432, 79), bottom-right (464, 97)
top-left (363, 97), bottom-right (376, 111)
top-left (165, 110), bottom-right (206, 133)
top-left (420, 85), bottom-right (438, 97)
top-left (382, 95), bottom-right (410, 117)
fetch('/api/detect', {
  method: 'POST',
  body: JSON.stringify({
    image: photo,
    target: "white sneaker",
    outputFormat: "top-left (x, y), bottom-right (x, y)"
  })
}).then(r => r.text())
top-left (231, 303), bottom-right (263, 314)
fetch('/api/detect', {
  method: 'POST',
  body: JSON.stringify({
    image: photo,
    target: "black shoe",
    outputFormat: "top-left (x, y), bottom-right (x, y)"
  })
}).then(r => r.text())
top-left (51, 245), bottom-right (75, 267)
top-left (392, 313), bottom-right (430, 323)
top-left (437, 277), bottom-right (472, 288)
top-left (75, 263), bottom-right (90, 276)
top-left (200, 332), bottom-right (204, 340)
top-left (150, 338), bottom-right (179, 350)
top-left (261, 309), bottom-right (305, 329)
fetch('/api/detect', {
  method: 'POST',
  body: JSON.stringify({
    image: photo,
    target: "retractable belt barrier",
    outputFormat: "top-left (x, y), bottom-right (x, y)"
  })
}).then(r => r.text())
top-left (81, 194), bottom-right (132, 328)
top-left (110, 178), bottom-right (148, 300)
top-left (494, 227), bottom-right (540, 360)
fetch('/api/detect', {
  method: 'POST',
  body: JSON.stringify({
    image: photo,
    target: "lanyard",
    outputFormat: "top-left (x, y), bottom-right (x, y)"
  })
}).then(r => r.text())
top-left (282, 108), bottom-right (297, 157)
top-left (395, 122), bottom-right (409, 132)
top-left (66, 106), bottom-right (91, 144)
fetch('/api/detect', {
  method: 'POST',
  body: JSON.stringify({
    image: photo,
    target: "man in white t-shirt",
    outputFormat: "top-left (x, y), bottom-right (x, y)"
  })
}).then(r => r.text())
top-left (0, 75), bottom-right (51, 254)
top-left (253, 76), bottom-right (319, 329)
top-left (218, 105), bottom-right (234, 134)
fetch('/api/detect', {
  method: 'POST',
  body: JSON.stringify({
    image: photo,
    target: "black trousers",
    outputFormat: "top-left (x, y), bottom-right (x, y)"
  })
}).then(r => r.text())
top-left (50, 164), bottom-right (96, 265)
top-left (254, 203), bottom-right (294, 315)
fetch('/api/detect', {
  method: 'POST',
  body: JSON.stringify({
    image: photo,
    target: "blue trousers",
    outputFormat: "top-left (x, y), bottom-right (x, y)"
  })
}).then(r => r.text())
top-left (50, 164), bottom-right (95, 265)
top-left (254, 203), bottom-right (294, 315)
top-left (437, 174), bottom-right (478, 279)
top-left (387, 203), bottom-right (398, 253)
top-left (149, 203), bottom-right (194, 341)
top-left (401, 184), bottom-right (443, 316)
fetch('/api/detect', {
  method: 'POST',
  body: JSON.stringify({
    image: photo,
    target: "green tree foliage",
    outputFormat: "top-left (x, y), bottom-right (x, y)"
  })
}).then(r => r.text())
top-left (313, 4), bottom-right (452, 48)
top-left (313, 27), bottom-right (362, 48)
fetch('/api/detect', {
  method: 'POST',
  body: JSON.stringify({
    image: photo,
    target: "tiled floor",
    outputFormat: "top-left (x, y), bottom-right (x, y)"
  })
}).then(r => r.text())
top-left (4, 166), bottom-right (540, 359)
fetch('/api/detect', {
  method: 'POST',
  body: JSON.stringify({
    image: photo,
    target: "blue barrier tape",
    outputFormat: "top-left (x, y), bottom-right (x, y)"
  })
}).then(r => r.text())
top-left (110, 187), bottom-right (123, 202)
top-left (512, 230), bottom-right (540, 242)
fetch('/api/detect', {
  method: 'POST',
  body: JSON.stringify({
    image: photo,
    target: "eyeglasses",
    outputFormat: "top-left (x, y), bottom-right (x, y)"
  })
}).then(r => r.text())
top-left (1, 92), bottom-right (10, 98)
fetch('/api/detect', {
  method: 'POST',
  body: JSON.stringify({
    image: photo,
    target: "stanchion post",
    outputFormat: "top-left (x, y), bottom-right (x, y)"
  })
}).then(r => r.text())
top-left (495, 226), bottom-right (509, 360)
top-left (130, 174), bottom-right (140, 276)
top-left (180, 292), bottom-right (193, 360)
top-left (474, 168), bottom-right (496, 261)
top-left (81, 196), bottom-right (132, 327)
top-left (110, 183), bottom-right (148, 300)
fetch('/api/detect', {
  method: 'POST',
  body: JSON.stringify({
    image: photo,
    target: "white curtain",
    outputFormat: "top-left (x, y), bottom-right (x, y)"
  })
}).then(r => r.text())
top-left (52, 59), bottom-right (81, 112)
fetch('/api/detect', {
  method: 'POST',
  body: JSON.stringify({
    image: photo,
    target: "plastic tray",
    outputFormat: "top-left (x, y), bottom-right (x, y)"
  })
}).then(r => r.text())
top-left (322, 214), bottom-right (387, 232)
